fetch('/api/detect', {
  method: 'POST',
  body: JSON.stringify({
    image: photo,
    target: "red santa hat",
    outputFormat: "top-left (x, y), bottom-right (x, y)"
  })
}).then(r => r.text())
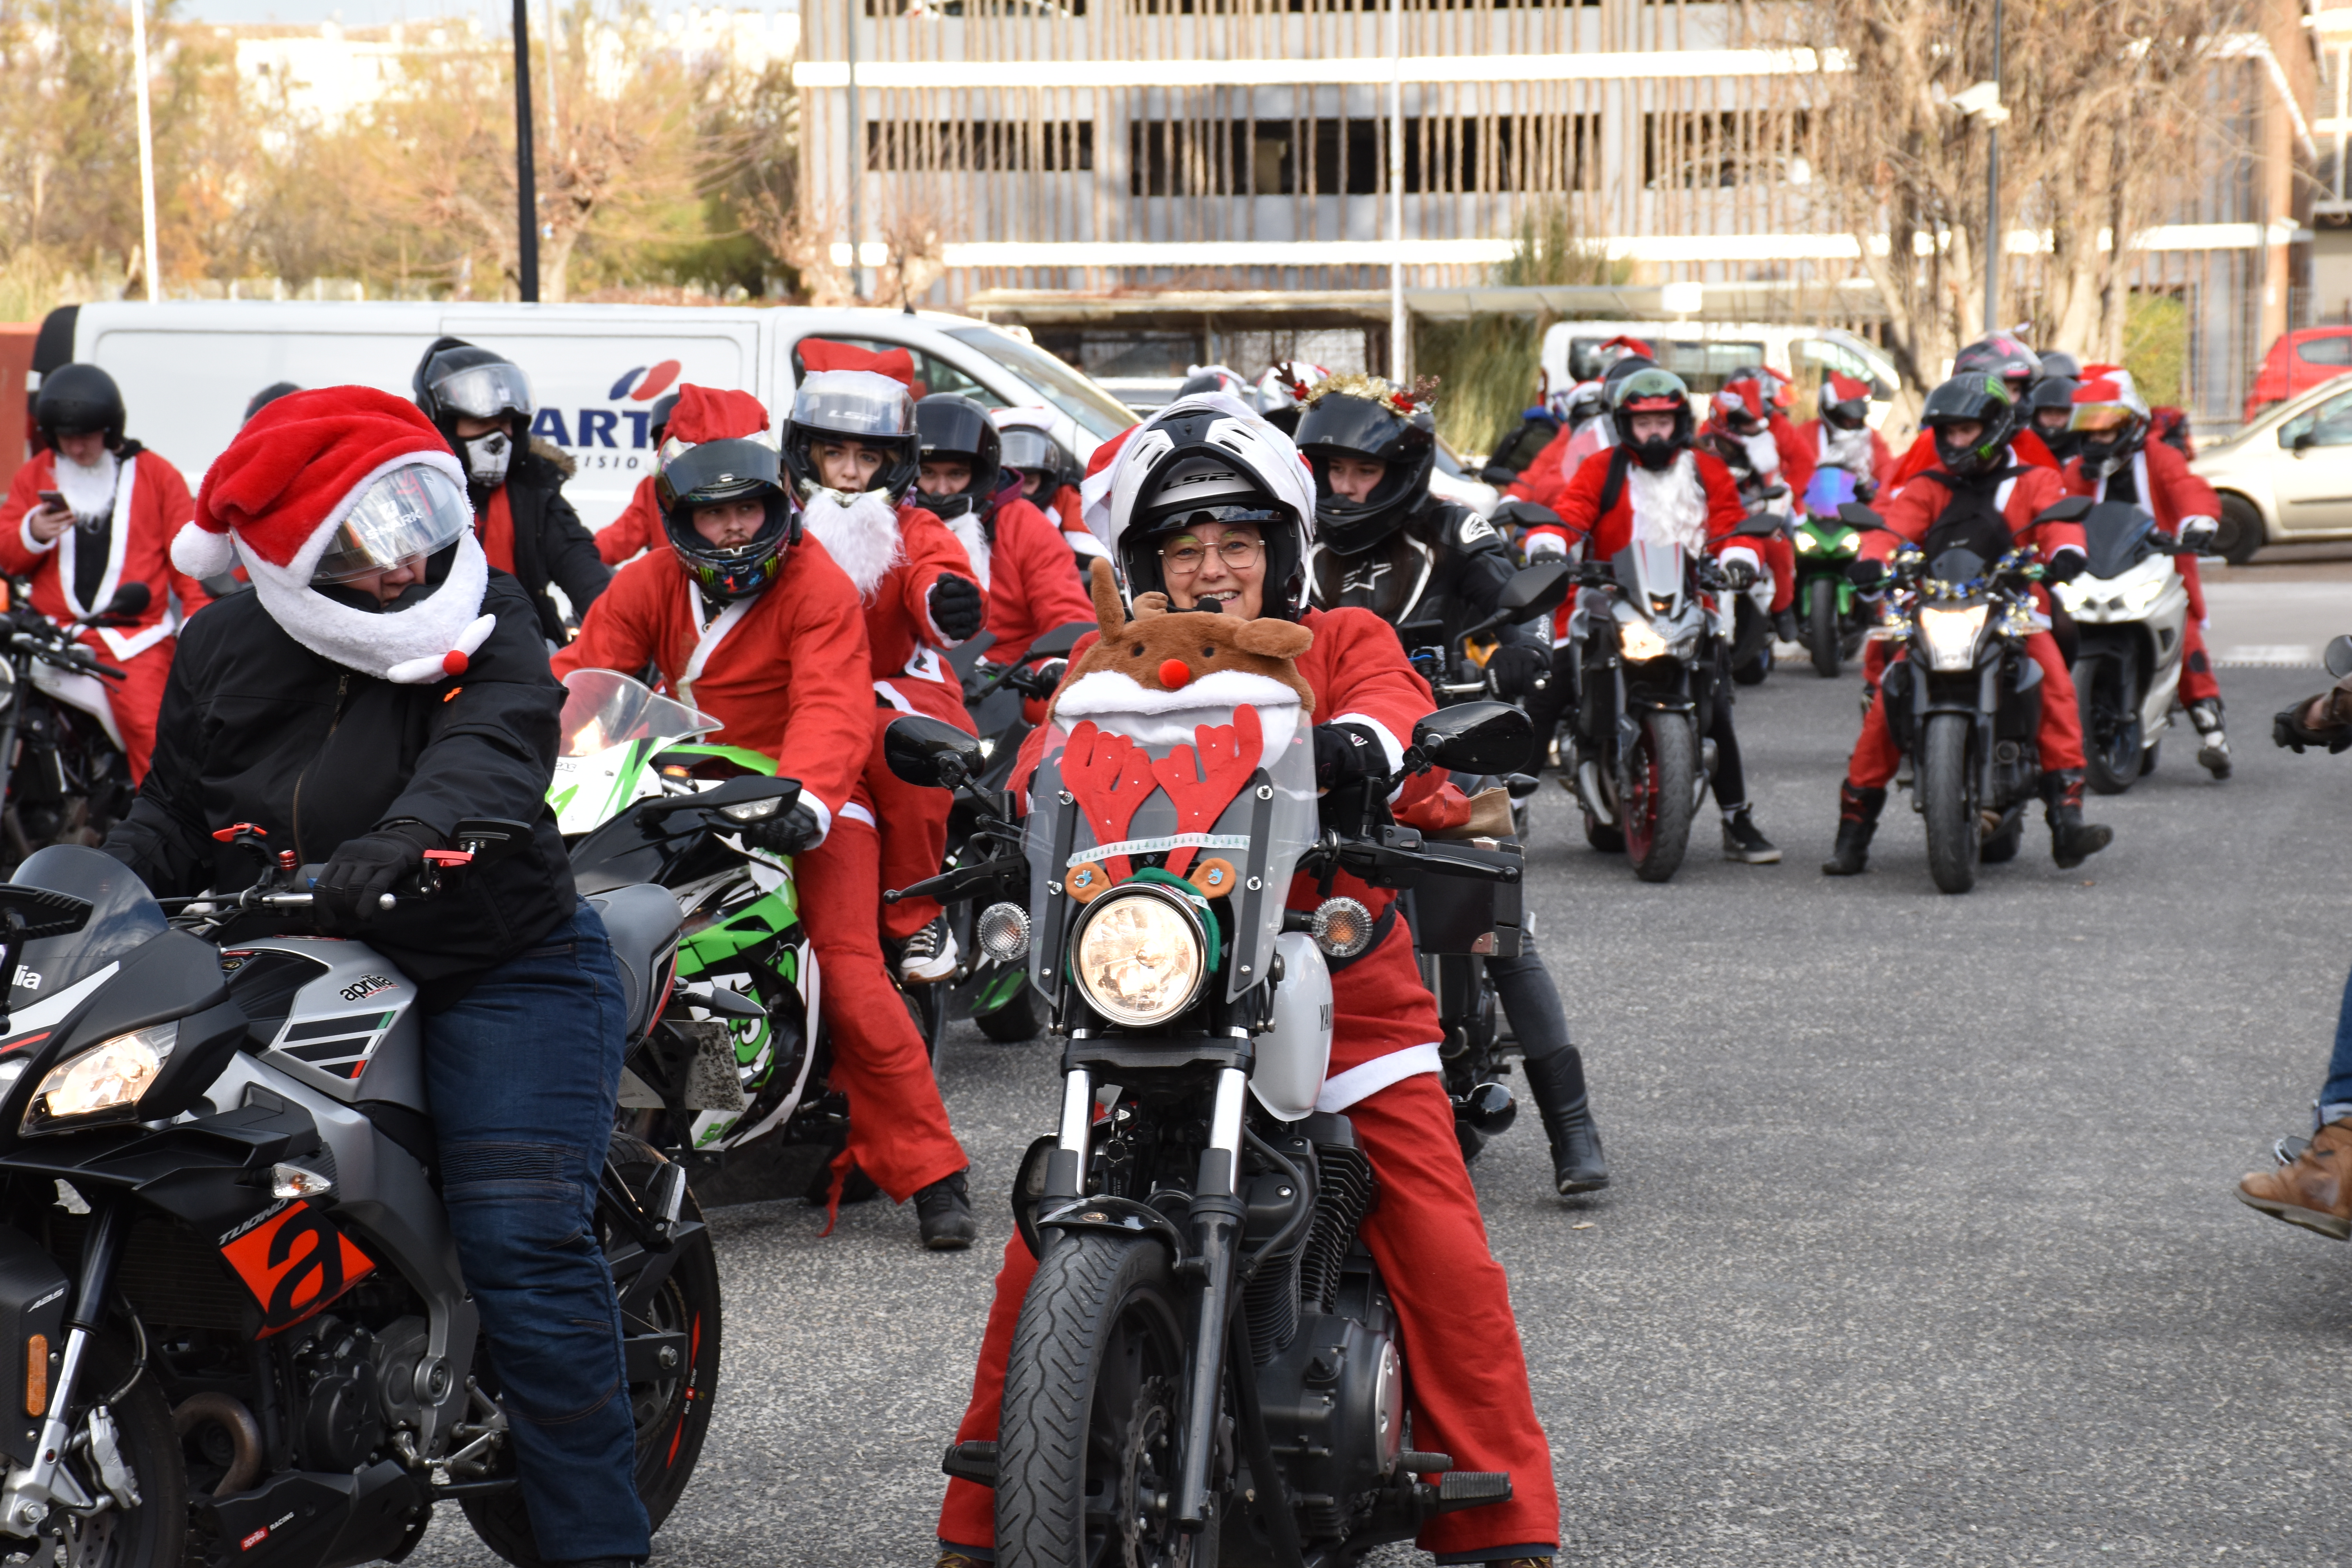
top-left (2072, 365), bottom-right (2147, 417)
top-left (662, 384), bottom-right (772, 446)
top-left (798, 339), bottom-right (916, 390)
top-left (1827, 373), bottom-right (1873, 403)
top-left (181, 386), bottom-right (495, 684)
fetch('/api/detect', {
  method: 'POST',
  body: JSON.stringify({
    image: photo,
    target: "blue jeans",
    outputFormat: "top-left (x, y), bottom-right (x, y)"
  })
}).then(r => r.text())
top-left (424, 900), bottom-right (652, 1563)
top-left (2320, 963), bottom-right (2352, 1125)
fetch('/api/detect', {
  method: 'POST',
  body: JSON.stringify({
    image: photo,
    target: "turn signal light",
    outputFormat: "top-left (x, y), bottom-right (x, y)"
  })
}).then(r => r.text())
top-left (1310, 897), bottom-right (1375, 960)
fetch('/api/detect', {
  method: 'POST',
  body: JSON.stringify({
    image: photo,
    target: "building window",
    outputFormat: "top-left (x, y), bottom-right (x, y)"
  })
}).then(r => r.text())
top-left (1403, 113), bottom-right (1599, 193)
top-left (867, 120), bottom-right (1095, 173)
top-left (1131, 0), bottom-right (1589, 12)
top-left (1642, 110), bottom-right (1813, 189)
top-left (1127, 115), bottom-right (1592, 195)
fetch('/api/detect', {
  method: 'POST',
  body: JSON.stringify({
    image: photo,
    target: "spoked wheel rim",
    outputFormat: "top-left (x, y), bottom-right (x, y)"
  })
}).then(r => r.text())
top-left (1621, 732), bottom-right (1661, 865)
top-left (1080, 1297), bottom-right (1189, 1567)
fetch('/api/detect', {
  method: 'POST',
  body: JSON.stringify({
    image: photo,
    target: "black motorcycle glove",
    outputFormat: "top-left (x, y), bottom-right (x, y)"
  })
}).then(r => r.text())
top-left (315, 822), bottom-right (433, 929)
top-left (1847, 558), bottom-right (1891, 592)
top-left (2274, 698), bottom-right (2352, 755)
top-left (1487, 643), bottom-right (1549, 699)
top-left (736, 801), bottom-right (824, 856)
top-left (1719, 558), bottom-right (1759, 592)
top-left (2042, 549), bottom-right (2086, 585)
top-left (1314, 722), bottom-right (1387, 792)
top-left (929, 573), bottom-right (986, 642)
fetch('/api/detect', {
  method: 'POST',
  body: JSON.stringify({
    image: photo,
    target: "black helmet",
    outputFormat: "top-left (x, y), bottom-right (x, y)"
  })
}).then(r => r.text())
top-left (1104, 403), bottom-right (1313, 621)
top-left (1176, 365), bottom-right (1250, 400)
top-left (782, 370), bottom-right (919, 503)
top-left (242, 381), bottom-right (302, 426)
top-left (412, 337), bottom-right (533, 439)
top-left (2029, 377), bottom-right (2082, 461)
top-left (913, 393), bottom-right (1004, 522)
top-left (33, 364), bottom-right (125, 452)
top-left (1920, 373), bottom-right (2021, 480)
top-left (1821, 374), bottom-right (1873, 431)
top-left (657, 430), bottom-right (796, 602)
top-left (1951, 335), bottom-right (2040, 402)
top-left (1294, 379), bottom-right (1437, 554)
top-left (1608, 367), bottom-right (1694, 471)
top-left (996, 415), bottom-right (1082, 494)
top-left (2039, 350), bottom-right (2082, 383)
top-left (1599, 354), bottom-right (1659, 397)
top-left (647, 391), bottom-right (681, 449)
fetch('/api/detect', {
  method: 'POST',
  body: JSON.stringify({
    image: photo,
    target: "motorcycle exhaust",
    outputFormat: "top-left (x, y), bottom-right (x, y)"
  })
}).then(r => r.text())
top-left (173, 1392), bottom-right (264, 1499)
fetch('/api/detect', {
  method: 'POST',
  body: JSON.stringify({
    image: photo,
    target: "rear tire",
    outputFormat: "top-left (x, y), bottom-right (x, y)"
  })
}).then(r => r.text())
top-left (995, 1234), bottom-right (1200, 1568)
top-left (1808, 580), bottom-right (1842, 678)
top-left (1919, 714), bottom-right (1977, 895)
top-left (1621, 712), bottom-right (1696, 884)
top-left (975, 980), bottom-right (1043, 1044)
top-left (463, 1133), bottom-right (722, 1566)
top-left (2077, 650), bottom-right (2142, 796)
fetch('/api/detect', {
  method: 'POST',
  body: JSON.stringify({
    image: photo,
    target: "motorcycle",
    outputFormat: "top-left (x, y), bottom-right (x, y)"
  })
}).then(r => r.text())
top-left (2049, 501), bottom-right (2193, 793)
top-left (1793, 470), bottom-right (1870, 678)
top-left (550, 669), bottom-right (941, 1179)
top-left (0, 831), bottom-right (723, 1566)
top-left (1840, 496), bottom-right (2092, 894)
top-left (1567, 539), bottom-right (1726, 883)
top-left (902, 688), bottom-right (1535, 1568)
top-left (1725, 503), bottom-right (1786, 687)
top-left (0, 582), bottom-right (151, 873)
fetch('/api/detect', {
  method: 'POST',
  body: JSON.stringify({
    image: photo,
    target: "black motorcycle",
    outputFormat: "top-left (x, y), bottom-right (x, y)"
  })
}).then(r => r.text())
top-left (0, 827), bottom-right (726, 1566)
top-left (902, 695), bottom-right (1534, 1567)
top-left (0, 582), bottom-right (151, 873)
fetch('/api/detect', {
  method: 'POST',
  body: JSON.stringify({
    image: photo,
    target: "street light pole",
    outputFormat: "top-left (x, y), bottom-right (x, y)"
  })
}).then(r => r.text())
top-left (1387, 0), bottom-right (1404, 379)
top-left (847, 0), bottom-right (864, 301)
top-left (513, 0), bottom-right (539, 303)
top-left (1984, 0), bottom-right (2001, 337)
top-left (127, 0), bottom-right (158, 302)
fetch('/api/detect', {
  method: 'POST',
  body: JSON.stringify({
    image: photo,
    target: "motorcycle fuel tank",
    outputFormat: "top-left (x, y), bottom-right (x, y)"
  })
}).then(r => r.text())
top-left (221, 939), bottom-right (426, 1111)
top-left (1251, 932), bottom-right (1332, 1122)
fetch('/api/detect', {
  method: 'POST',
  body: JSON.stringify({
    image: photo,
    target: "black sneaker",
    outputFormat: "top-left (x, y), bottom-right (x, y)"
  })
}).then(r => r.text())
top-left (915, 1170), bottom-right (976, 1250)
top-left (899, 917), bottom-right (959, 984)
top-left (1722, 808), bottom-right (1781, 864)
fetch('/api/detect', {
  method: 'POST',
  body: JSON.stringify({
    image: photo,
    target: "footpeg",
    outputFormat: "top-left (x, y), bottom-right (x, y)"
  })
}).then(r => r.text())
top-left (942, 1439), bottom-right (998, 1488)
top-left (646, 1161), bottom-right (688, 1241)
top-left (1434, 1470), bottom-right (1512, 1508)
top-left (1399, 1450), bottom-right (1452, 1474)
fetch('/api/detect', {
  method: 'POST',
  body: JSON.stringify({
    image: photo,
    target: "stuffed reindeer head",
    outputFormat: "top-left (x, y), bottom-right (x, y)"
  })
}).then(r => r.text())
top-left (1051, 557), bottom-right (1316, 723)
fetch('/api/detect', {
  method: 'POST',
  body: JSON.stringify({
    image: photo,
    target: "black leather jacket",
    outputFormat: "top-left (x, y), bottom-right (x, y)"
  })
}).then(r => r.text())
top-left (489, 439), bottom-right (611, 645)
top-left (1308, 495), bottom-right (1547, 656)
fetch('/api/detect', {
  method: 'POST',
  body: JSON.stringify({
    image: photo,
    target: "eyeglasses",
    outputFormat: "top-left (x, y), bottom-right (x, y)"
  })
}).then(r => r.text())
top-left (1161, 537), bottom-right (1263, 573)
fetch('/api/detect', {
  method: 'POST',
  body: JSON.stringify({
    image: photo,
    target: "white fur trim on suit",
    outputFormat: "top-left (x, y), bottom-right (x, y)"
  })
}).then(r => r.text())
top-left (18, 515), bottom-right (55, 556)
top-left (1717, 544), bottom-right (1762, 575)
top-left (1052, 668), bottom-right (1302, 760)
top-left (1314, 1041), bottom-right (1442, 1113)
top-left (944, 510), bottom-right (991, 592)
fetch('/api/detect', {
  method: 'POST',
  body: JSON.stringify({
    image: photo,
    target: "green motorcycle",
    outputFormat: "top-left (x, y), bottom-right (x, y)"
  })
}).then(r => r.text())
top-left (1794, 468), bottom-right (1871, 678)
top-left (551, 669), bottom-right (940, 1168)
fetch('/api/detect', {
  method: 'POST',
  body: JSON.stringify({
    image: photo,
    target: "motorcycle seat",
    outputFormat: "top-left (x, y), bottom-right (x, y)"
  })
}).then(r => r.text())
top-left (587, 883), bottom-right (684, 1038)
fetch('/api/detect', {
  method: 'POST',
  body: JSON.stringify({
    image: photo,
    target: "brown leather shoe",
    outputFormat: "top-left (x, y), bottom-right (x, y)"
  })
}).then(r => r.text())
top-left (935, 1554), bottom-right (989, 1568)
top-left (2239, 1118), bottom-right (2352, 1240)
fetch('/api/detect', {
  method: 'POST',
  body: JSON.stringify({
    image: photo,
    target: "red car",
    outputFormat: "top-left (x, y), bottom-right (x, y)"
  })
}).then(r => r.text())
top-left (2245, 327), bottom-right (2352, 423)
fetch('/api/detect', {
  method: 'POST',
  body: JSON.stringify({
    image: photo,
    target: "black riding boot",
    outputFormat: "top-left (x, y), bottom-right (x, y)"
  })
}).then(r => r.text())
top-left (1820, 781), bottom-right (1886, 876)
top-left (1521, 1046), bottom-right (1609, 1195)
top-left (2040, 768), bottom-right (2113, 869)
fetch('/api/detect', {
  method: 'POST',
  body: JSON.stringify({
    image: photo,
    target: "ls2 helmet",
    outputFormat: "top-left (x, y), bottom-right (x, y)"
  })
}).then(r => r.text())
top-left (33, 364), bottom-right (126, 452)
top-left (1609, 367), bottom-right (1695, 471)
top-left (1099, 399), bottom-right (1316, 621)
top-left (782, 370), bottom-right (920, 503)
top-left (1920, 373), bottom-right (2022, 480)
top-left (1293, 376), bottom-right (1437, 554)
top-left (913, 392), bottom-right (1004, 522)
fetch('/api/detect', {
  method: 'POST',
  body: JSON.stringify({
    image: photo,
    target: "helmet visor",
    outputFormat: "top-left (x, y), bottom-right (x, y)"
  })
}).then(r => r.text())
top-left (999, 426), bottom-right (1062, 474)
top-left (792, 370), bottom-right (915, 439)
top-left (430, 361), bottom-right (534, 421)
top-left (1612, 367), bottom-right (1690, 411)
top-left (311, 464), bottom-right (472, 584)
top-left (1296, 395), bottom-right (1408, 461)
top-left (661, 434), bottom-right (783, 507)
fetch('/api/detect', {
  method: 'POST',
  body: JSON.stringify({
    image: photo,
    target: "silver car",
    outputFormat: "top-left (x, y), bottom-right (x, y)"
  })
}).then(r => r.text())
top-left (2194, 374), bottom-right (2352, 561)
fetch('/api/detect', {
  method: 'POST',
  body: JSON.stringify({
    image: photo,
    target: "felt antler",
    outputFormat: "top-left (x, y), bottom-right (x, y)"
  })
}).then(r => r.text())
top-left (1059, 720), bottom-right (1158, 882)
top-left (1149, 705), bottom-right (1261, 877)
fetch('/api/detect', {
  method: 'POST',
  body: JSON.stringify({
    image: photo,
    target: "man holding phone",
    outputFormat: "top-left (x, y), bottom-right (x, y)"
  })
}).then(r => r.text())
top-left (0, 363), bottom-right (210, 781)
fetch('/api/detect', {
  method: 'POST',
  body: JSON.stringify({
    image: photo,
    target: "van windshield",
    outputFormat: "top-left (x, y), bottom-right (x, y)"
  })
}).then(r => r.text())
top-left (946, 326), bottom-right (1138, 441)
top-left (1569, 338), bottom-right (1766, 397)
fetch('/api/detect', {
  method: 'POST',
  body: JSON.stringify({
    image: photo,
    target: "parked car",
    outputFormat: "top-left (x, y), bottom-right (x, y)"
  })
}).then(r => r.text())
top-left (2193, 376), bottom-right (2352, 561)
top-left (1539, 320), bottom-right (1902, 428)
top-left (2241, 326), bottom-right (2352, 425)
top-left (36, 302), bottom-right (1136, 534)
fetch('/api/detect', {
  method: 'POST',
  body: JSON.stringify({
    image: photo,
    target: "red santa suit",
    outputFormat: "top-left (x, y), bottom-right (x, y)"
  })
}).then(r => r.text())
top-left (2061, 439), bottom-right (2221, 704)
top-left (964, 492), bottom-right (1096, 668)
top-left (552, 535), bottom-right (970, 1204)
top-left (0, 445), bottom-right (210, 781)
top-left (594, 474), bottom-right (664, 565)
top-left (1795, 416), bottom-right (1896, 491)
top-left (937, 606), bottom-right (1559, 1562)
top-left (1530, 442), bottom-right (1757, 573)
top-left (1846, 462), bottom-right (2088, 788)
top-left (1889, 422), bottom-right (2059, 489)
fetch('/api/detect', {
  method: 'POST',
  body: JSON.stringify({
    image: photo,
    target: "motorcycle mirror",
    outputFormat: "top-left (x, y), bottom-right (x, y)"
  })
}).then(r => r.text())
top-left (2033, 495), bottom-right (2094, 524)
top-left (1490, 499), bottom-right (1563, 532)
top-left (1494, 561), bottom-right (1572, 621)
top-left (884, 713), bottom-right (985, 790)
top-left (637, 772), bottom-right (800, 828)
top-left (106, 582), bottom-right (151, 618)
top-left (1836, 502), bottom-right (1885, 531)
top-left (1735, 513), bottom-right (1783, 537)
top-left (1479, 463), bottom-right (1516, 486)
top-left (1027, 621), bottom-right (1094, 662)
top-left (1408, 702), bottom-right (1537, 777)
top-left (2326, 635), bottom-right (2352, 680)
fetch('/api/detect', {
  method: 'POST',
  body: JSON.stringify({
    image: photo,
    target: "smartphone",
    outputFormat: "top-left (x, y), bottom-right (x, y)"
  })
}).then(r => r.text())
top-left (35, 491), bottom-right (62, 511)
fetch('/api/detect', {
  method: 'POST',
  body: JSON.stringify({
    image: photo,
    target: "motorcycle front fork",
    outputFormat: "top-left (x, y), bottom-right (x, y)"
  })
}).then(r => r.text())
top-left (0, 1199), bottom-right (131, 1538)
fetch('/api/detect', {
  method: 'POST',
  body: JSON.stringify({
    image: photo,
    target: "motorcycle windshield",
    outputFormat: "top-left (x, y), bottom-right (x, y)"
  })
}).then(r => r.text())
top-left (1803, 468), bottom-right (1858, 517)
top-left (2079, 501), bottom-right (2155, 581)
top-left (1025, 682), bottom-right (1317, 1007)
top-left (6, 845), bottom-right (166, 1012)
top-left (1926, 548), bottom-right (1987, 586)
top-left (556, 669), bottom-right (723, 758)
top-left (1611, 541), bottom-right (1690, 618)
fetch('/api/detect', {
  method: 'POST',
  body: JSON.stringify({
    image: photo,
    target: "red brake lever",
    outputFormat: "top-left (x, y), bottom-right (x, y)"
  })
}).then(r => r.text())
top-left (422, 849), bottom-right (474, 867)
top-left (211, 822), bottom-right (265, 843)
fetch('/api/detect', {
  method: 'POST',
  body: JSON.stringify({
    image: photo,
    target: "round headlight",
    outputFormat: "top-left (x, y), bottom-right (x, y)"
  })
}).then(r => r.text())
top-left (1072, 887), bottom-right (1207, 1027)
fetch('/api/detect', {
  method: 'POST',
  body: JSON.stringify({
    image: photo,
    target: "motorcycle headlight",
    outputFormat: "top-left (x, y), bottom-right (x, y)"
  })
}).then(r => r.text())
top-left (1830, 530), bottom-right (1858, 556)
top-left (1795, 531), bottom-right (1820, 554)
top-left (24, 1023), bottom-right (177, 1132)
top-left (2118, 575), bottom-right (2167, 616)
top-left (1072, 886), bottom-right (1208, 1027)
top-left (1917, 603), bottom-right (1990, 671)
top-left (1617, 618), bottom-right (1671, 663)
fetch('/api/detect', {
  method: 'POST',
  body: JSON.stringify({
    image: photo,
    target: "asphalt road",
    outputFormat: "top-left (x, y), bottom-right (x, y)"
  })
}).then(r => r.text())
top-left (407, 653), bottom-right (2352, 1567)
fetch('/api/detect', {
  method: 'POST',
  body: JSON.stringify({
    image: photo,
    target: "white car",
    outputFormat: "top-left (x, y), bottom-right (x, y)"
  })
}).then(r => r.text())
top-left (2192, 374), bottom-right (2352, 563)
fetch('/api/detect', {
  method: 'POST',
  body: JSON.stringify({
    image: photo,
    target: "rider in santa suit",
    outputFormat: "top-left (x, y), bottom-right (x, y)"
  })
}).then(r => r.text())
top-left (592, 390), bottom-right (680, 566)
top-left (2060, 365), bottom-right (2233, 777)
top-left (993, 406), bottom-right (1103, 568)
top-left (554, 383), bottom-right (980, 1249)
top-left (1699, 372), bottom-right (1806, 643)
top-left (1795, 374), bottom-right (1895, 493)
top-left (1504, 334), bottom-right (1655, 512)
top-left (935, 392), bottom-right (1560, 1568)
top-left (0, 363), bottom-right (210, 782)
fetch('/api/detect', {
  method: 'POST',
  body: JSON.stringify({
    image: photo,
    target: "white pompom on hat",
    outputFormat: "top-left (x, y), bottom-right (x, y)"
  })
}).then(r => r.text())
top-left (185, 386), bottom-right (496, 683)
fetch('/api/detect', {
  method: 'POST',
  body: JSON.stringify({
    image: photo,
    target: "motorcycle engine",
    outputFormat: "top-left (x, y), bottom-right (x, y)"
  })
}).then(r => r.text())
top-left (284, 1315), bottom-right (387, 1472)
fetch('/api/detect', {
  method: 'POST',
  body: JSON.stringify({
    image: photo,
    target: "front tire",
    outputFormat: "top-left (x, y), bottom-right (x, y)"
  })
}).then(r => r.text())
top-left (1621, 712), bottom-right (1696, 884)
top-left (31, 1330), bottom-right (187, 1568)
top-left (463, 1134), bottom-right (722, 1566)
top-left (975, 978), bottom-right (1044, 1044)
top-left (1807, 580), bottom-right (1842, 677)
top-left (1919, 713), bottom-right (1977, 895)
top-left (2077, 650), bottom-right (2143, 796)
top-left (996, 1234), bottom-right (1199, 1568)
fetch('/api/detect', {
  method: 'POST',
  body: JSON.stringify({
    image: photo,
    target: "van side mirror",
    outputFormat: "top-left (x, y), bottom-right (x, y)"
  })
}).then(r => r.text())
top-left (884, 713), bottom-right (985, 789)
top-left (1408, 702), bottom-right (1536, 777)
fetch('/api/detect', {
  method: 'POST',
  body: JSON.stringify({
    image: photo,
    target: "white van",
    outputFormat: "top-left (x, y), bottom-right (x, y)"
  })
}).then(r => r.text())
top-left (46, 302), bottom-right (1138, 534)
top-left (1540, 321), bottom-right (1902, 428)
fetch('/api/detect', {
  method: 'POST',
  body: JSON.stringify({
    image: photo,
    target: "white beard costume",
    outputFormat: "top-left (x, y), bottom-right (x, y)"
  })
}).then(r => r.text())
top-left (1821, 422), bottom-right (1876, 476)
top-left (942, 508), bottom-right (991, 592)
top-left (799, 487), bottom-right (905, 601)
top-left (1627, 454), bottom-right (1711, 554)
top-left (53, 450), bottom-right (120, 527)
top-left (1741, 430), bottom-right (1781, 479)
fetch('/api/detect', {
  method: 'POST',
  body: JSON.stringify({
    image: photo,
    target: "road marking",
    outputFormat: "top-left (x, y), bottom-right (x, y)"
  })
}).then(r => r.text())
top-left (2217, 644), bottom-right (2319, 666)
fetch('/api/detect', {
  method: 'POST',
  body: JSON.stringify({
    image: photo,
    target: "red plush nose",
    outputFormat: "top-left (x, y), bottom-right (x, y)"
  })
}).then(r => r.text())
top-left (1158, 658), bottom-right (1192, 690)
